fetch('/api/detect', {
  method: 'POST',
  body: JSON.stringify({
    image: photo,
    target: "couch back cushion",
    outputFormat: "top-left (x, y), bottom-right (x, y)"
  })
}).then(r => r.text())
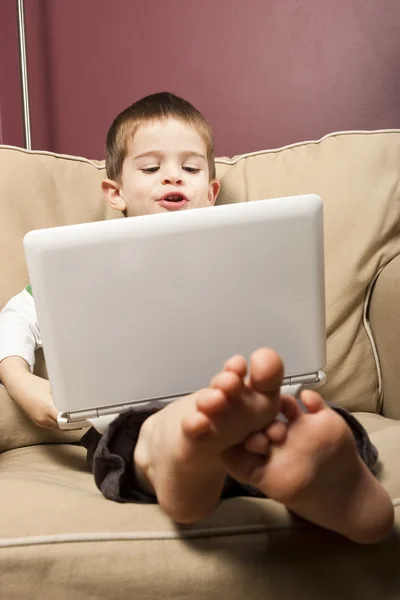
top-left (0, 133), bottom-right (399, 448)
top-left (216, 132), bottom-right (400, 413)
top-left (0, 148), bottom-right (119, 310)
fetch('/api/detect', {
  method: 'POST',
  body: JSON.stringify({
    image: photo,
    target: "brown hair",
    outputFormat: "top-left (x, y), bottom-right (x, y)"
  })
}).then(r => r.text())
top-left (105, 92), bottom-right (216, 182)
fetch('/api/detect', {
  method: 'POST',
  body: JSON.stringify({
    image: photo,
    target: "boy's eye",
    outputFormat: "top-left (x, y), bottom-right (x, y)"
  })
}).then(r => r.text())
top-left (183, 166), bottom-right (200, 173)
top-left (141, 167), bottom-right (159, 173)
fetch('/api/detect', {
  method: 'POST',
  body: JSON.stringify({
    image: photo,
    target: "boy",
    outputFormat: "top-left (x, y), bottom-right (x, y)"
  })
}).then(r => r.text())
top-left (0, 92), bottom-right (394, 544)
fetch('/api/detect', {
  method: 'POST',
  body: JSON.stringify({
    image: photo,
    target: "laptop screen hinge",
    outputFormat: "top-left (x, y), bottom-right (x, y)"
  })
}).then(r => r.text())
top-left (67, 409), bottom-right (98, 423)
top-left (59, 373), bottom-right (326, 428)
top-left (282, 371), bottom-right (325, 387)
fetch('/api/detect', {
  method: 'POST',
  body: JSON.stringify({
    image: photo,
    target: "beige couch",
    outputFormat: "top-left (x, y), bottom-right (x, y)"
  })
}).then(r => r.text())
top-left (1, 131), bottom-right (400, 599)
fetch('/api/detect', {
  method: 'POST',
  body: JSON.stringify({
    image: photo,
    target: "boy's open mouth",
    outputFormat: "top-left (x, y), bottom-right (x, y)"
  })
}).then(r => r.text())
top-left (157, 193), bottom-right (189, 210)
top-left (160, 193), bottom-right (187, 203)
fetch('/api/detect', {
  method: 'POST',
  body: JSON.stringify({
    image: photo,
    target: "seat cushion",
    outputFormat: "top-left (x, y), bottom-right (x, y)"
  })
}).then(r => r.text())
top-left (0, 413), bottom-right (400, 600)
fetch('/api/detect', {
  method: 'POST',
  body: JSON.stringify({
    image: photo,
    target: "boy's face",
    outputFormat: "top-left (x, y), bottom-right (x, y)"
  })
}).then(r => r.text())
top-left (102, 119), bottom-right (220, 217)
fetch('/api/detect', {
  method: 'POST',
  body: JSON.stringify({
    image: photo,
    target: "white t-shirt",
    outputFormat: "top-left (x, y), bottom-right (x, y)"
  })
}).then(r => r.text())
top-left (0, 287), bottom-right (40, 373)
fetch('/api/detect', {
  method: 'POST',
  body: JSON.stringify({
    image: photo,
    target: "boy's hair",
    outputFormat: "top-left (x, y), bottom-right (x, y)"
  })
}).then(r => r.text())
top-left (105, 92), bottom-right (216, 182)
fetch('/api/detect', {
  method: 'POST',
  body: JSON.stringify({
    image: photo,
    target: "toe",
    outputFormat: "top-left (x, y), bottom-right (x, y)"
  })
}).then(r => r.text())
top-left (223, 354), bottom-right (248, 378)
top-left (222, 444), bottom-right (266, 483)
top-left (300, 390), bottom-right (326, 413)
top-left (244, 432), bottom-right (270, 455)
top-left (280, 395), bottom-right (302, 422)
top-left (196, 388), bottom-right (228, 415)
top-left (181, 410), bottom-right (213, 439)
top-left (265, 420), bottom-right (288, 444)
top-left (210, 370), bottom-right (243, 399)
top-left (248, 348), bottom-right (284, 394)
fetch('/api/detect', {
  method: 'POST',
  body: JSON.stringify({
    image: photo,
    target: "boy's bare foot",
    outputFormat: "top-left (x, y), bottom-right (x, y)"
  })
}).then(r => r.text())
top-left (222, 391), bottom-right (394, 544)
top-left (134, 348), bottom-right (283, 523)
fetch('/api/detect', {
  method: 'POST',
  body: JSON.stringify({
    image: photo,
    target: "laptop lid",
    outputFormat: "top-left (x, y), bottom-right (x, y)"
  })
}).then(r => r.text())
top-left (23, 194), bottom-right (326, 424)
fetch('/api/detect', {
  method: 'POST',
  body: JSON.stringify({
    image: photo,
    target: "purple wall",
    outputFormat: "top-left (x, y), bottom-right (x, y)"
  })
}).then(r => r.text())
top-left (0, 1), bottom-right (24, 147)
top-left (1, 0), bottom-right (400, 158)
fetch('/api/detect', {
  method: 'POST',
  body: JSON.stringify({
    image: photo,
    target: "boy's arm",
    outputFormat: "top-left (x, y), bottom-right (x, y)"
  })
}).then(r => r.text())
top-left (0, 356), bottom-right (58, 429)
top-left (0, 288), bottom-right (59, 429)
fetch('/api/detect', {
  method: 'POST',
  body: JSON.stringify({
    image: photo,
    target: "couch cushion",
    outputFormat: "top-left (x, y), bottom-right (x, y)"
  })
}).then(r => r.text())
top-left (0, 146), bottom-right (120, 311)
top-left (0, 132), bottom-right (399, 430)
top-left (369, 254), bottom-right (400, 419)
top-left (214, 131), bottom-right (400, 412)
top-left (0, 413), bottom-right (399, 600)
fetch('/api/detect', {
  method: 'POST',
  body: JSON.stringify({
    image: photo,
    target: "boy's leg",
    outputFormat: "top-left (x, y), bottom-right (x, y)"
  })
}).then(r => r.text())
top-left (82, 347), bottom-right (283, 513)
top-left (83, 346), bottom-right (394, 543)
top-left (221, 390), bottom-right (394, 544)
top-left (82, 407), bottom-right (160, 503)
top-left (134, 351), bottom-right (393, 542)
top-left (134, 348), bottom-right (283, 523)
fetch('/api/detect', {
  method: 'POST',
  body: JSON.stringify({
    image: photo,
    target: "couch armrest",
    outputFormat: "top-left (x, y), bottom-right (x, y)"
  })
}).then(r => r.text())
top-left (0, 386), bottom-right (86, 453)
top-left (368, 254), bottom-right (400, 419)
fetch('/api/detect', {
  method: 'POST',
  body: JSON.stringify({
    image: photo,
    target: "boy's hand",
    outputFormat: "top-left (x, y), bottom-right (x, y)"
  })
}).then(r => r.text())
top-left (0, 356), bottom-right (59, 430)
top-left (17, 373), bottom-right (59, 429)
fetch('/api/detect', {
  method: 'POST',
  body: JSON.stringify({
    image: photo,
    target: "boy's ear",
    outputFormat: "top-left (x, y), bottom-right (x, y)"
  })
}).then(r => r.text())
top-left (208, 180), bottom-right (221, 206)
top-left (101, 179), bottom-right (127, 212)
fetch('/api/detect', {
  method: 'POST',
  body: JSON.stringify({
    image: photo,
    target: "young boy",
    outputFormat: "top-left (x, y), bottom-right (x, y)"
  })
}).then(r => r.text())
top-left (0, 92), bottom-right (394, 544)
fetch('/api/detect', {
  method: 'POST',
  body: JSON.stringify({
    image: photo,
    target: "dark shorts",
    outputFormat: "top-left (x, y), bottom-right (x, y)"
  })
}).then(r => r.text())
top-left (81, 403), bottom-right (378, 504)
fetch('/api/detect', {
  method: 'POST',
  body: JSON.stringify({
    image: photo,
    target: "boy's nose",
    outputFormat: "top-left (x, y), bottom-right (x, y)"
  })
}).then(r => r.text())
top-left (162, 173), bottom-right (182, 185)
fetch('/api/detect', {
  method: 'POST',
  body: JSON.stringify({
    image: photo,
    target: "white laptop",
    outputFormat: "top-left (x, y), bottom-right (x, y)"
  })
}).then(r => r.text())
top-left (23, 194), bottom-right (326, 430)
